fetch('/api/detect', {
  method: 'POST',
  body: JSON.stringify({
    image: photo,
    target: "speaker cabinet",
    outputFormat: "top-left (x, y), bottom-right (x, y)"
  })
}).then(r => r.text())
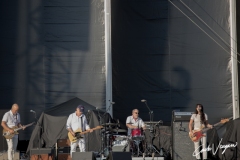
top-left (72, 152), bottom-right (96, 160)
top-left (107, 152), bottom-right (131, 160)
top-left (57, 139), bottom-right (70, 147)
top-left (30, 154), bottom-right (54, 160)
top-left (172, 121), bottom-right (195, 160)
top-left (0, 151), bottom-right (19, 160)
top-left (57, 153), bottom-right (71, 160)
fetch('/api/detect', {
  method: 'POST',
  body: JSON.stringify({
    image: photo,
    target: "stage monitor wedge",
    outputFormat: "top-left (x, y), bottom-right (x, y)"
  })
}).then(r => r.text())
top-left (72, 152), bottom-right (96, 160)
top-left (107, 152), bottom-right (131, 160)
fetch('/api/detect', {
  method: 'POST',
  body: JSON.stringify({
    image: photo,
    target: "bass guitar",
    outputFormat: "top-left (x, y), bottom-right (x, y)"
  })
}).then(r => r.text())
top-left (189, 117), bottom-right (232, 142)
top-left (68, 126), bottom-right (103, 143)
top-left (2, 122), bottom-right (35, 139)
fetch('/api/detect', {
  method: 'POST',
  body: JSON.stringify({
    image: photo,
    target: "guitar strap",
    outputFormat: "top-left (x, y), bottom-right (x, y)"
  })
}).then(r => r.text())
top-left (81, 116), bottom-right (84, 131)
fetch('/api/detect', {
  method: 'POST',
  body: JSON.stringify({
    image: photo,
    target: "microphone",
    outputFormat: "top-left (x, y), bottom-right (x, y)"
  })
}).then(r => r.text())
top-left (111, 102), bottom-right (115, 104)
top-left (141, 99), bottom-right (146, 102)
top-left (30, 110), bottom-right (36, 113)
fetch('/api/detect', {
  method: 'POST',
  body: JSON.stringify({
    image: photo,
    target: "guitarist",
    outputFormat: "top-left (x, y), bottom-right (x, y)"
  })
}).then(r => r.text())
top-left (1, 104), bottom-right (26, 160)
top-left (189, 104), bottom-right (213, 160)
top-left (66, 105), bottom-right (93, 157)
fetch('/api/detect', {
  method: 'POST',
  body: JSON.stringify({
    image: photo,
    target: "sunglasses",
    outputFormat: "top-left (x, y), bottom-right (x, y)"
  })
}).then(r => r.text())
top-left (134, 112), bottom-right (139, 114)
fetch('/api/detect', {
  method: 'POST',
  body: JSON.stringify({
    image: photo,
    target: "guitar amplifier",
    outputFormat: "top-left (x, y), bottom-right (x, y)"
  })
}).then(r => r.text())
top-left (56, 147), bottom-right (79, 160)
top-left (57, 139), bottom-right (70, 147)
top-left (173, 112), bottom-right (193, 122)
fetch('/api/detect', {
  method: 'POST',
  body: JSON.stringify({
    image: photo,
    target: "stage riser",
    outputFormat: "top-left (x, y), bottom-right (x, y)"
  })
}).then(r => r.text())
top-left (96, 157), bottom-right (165, 160)
top-left (0, 151), bottom-right (20, 160)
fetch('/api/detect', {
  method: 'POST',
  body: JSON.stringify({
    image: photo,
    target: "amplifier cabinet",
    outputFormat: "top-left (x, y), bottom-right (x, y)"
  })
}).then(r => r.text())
top-left (57, 153), bottom-right (71, 160)
top-left (57, 139), bottom-right (70, 147)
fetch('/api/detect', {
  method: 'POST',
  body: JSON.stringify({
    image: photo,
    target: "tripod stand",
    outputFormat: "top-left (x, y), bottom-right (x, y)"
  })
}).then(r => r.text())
top-left (31, 111), bottom-right (43, 160)
top-left (143, 124), bottom-right (161, 159)
top-left (141, 99), bottom-right (159, 159)
top-left (96, 102), bottom-right (115, 159)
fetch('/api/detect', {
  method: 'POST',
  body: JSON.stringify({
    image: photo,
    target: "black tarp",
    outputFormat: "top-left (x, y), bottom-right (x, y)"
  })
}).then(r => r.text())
top-left (0, 0), bottom-right (105, 140)
top-left (217, 118), bottom-right (240, 160)
top-left (27, 97), bottom-right (112, 153)
top-left (112, 0), bottom-right (233, 126)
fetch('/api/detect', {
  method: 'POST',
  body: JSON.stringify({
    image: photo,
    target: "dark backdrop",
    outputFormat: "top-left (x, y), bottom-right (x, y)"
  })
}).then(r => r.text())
top-left (0, 0), bottom-right (105, 140)
top-left (112, 0), bottom-right (233, 125)
top-left (0, 0), bottom-right (236, 140)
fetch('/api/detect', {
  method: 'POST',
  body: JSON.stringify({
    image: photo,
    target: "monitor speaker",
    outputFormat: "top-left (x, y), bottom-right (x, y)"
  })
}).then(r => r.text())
top-left (106, 152), bottom-right (131, 160)
top-left (72, 152), bottom-right (96, 160)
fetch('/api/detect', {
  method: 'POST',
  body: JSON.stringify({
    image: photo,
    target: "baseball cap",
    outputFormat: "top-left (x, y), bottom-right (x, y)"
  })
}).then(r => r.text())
top-left (77, 105), bottom-right (85, 112)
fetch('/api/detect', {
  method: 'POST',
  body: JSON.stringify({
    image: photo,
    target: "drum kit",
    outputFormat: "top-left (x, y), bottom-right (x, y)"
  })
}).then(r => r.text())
top-left (100, 123), bottom-right (128, 157)
top-left (99, 121), bottom-right (162, 158)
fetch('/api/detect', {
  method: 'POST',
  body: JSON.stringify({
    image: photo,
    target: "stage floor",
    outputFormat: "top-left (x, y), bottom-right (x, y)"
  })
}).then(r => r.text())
top-left (96, 157), bottom-right (165, 160)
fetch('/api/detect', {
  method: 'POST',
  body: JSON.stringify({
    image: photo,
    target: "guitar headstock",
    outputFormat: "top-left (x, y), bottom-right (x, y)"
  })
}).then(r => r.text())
top-left (220, 117), bottom-right (232, 124)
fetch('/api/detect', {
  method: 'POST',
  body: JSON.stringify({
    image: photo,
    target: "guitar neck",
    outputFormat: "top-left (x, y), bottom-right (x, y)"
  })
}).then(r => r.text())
top-left (202, 121), bottom-right (223, 132)
top-left (80, 127), bottom-right (101, 135)
top-left (14, 123), bottom-right (34, 132)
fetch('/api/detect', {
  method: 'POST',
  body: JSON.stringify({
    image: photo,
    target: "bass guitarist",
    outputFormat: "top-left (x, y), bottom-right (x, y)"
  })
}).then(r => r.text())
top-left (189, 104), bottom-right (213, 160)
top-left (66, 105), bottom-right (93, 157)
top-left (1, 104), bottom-right (26, 160)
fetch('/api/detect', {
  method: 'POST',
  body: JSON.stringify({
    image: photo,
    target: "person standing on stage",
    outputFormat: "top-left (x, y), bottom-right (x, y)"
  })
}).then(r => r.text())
top-left (66, 105), bottom-right (93, 157)
top-left (1, 104), bottom-right (26, 160)
top-left (126, 109), bottom-right (146, 136)
top-left (189, 104), bottom-right (213, 160)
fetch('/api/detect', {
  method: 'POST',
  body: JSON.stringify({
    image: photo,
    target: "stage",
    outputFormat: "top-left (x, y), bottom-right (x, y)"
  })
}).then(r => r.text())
top-left (96, 157), bottom-right (165, 160)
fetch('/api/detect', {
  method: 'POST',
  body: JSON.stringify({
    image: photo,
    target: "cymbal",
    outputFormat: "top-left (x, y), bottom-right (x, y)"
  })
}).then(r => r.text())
top-left (112, 129), bottom-right (127, 132)
top-left (101, 123), bottom-right (118, 126)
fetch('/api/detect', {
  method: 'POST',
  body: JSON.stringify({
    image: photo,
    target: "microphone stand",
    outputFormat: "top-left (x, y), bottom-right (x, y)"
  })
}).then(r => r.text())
top-left (102, 101), bottom-right (114, 158)
top-left (96, 108), bottom-right (105, 158)
top-left (142, 100), bottom-right (159, 159)
top-left (32, 111), bottom-right (42, 160)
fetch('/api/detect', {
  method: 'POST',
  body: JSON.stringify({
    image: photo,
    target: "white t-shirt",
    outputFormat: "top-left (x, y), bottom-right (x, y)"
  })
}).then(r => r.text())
top-left (190, 113), bottom-right (208, 130)
top-left (66, 113), bottom-right (90, 133)
top-left (126, 116), bottom-right (145, 135)
top-left (2, 110), bottom-right (21, 128)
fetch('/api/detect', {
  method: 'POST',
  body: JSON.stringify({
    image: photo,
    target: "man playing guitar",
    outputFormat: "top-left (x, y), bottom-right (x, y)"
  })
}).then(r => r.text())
top-left (1, 104), bottom-right (26, 160)
top-left (66, 105), bottom-right (93, 157)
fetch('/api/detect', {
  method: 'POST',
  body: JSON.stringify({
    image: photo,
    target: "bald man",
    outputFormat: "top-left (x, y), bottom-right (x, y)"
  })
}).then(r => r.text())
top-left (1, 104), bottom-right (25, 160)
top-left (126, 109), bottom-right (146, 136)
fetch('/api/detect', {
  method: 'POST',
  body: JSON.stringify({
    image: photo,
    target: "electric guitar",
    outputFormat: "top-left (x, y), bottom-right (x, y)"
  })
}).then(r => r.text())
top-left (189, 117), bottom-right (232, 142)
top-left (68, 126), bottom-right (103, 143)
top-left (2, 122), bottom-right (35, 139)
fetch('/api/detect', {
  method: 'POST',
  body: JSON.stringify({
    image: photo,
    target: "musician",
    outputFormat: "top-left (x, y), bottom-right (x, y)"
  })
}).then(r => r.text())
top-left (126, 109), bottom-right (146, 135)
top-left (189, 104), bottom-right (213, 160)
top-left (1, 104), bottom-right (26, 160)
top-left (66, 105), bottom-right (93, 157)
